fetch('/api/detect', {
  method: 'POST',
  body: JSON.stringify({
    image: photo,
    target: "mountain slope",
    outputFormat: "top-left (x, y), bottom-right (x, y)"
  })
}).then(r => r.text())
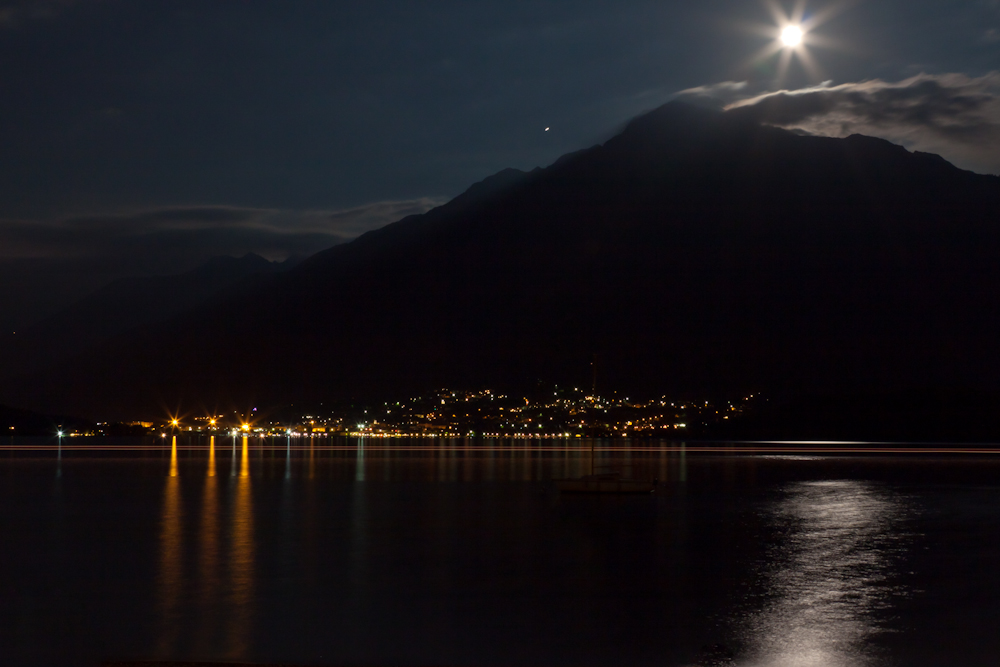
top-left (6, 101), bottom-right (1000, 420)
top-left (0, 253), bottom-right (297, 379)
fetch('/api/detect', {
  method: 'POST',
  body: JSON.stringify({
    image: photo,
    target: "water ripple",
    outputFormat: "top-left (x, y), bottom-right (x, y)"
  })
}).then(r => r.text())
top-left (740, 480), bottom-right (914, 667)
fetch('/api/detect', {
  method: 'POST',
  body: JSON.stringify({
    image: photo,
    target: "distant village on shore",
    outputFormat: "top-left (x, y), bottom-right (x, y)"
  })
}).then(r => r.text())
top-left (27, 386), bottom-right (760, 440)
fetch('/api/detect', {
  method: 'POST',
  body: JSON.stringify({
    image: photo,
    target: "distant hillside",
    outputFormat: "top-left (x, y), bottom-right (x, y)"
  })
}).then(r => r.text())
top-left (0, 253), bottom-right (298, 380)
top-left (708, 390), bottom-right (1000, 443)
top-left (0, 403), bottom-right (91, 436)
top-left (5, 101), bottom-right (1000, 421)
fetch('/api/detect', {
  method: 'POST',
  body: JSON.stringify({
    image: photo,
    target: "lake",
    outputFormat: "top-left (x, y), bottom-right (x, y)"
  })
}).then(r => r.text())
top-left (1, 436), bottom-right (999, 666)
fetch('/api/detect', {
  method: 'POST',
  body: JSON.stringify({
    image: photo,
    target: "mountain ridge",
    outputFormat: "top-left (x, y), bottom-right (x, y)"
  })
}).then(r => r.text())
top-left (4, 100), bottom-right (1000, 420)
top-left (0, 253), bottom-right (298, 380)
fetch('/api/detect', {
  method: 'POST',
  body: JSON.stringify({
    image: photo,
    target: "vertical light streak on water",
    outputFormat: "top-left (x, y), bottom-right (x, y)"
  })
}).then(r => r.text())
top-left (284, 436), bottom-right (292, 480)
top-left (355, 438), bottom-right (366, 482)
top-left (447, 439), bottom-right (457, 481)
top-left (573, 442), bottom-right (582, 479)
top-left (195, 446), bottom-right (220, 655)
top-left (743, 480), bottom-right (910, 667)
top-left (308, 438), bottom-right (315, 480)
top-left (169, 436), bottom-right (178, 478)
top-left (348, 440), bottom-right (373, 648)
top-left (486, 442), bottom-right (496, 481)
top-left (299, 444), bottom-right (320, 602)
top-left (383, 444), bottom-right (394, 481)
top-left (157, 445), bottom-right (183, 656)
top-left (463, 439), bottom-right (475, 482)
top-left (48, 440), bottom-right (66, 626)
top-left (444, 439), bottom-right (448, 482)
top-left (226, 436), bottom-right (254, 659)
top-left (351, 451), bottom-right (370, 583)
top-left (678, 442), bottom-right (687, 483)
top-left (277, 434), bottom-right (296, 623)
top-left (207, 436), bottom-right (216, 478)
top-left (230, 433), bottom-right (237, 478)
top-left (240, 436), bottom-right (249, 479)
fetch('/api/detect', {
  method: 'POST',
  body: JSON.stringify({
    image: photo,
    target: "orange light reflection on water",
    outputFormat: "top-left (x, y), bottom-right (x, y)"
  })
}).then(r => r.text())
top-left (154, 434), bottom-right (256, 660)
top-left (7, 439), bottom-right (1000, 455)
top-left (227, 436), bottom-right (254, 658)
top-left (196, 443), bottom-right (220, 655)
top-left (207, 435), bottom-right (216, 477)
top-left (157, 440), bottom-right (183, 656)
top-left (169, 435), bottom-right (178, 477)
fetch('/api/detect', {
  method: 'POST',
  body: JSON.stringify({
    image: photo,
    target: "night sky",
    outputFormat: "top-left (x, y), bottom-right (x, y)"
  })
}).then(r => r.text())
top-left (1, 0), bottom-right (998, 330)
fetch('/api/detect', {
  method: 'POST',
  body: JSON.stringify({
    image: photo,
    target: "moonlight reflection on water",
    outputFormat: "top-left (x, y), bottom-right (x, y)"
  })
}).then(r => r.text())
top-left (742, 480), bottom-right (914, 667)
top-left (4, 442), bottom-right (1000, 667)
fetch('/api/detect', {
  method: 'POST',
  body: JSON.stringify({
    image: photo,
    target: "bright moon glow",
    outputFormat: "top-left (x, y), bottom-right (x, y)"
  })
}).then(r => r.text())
top-left (781, 25), bottom-right (803, 46)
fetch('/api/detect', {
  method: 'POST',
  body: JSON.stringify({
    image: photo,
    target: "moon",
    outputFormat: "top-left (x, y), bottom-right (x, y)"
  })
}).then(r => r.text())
top-left (781, 25), bottom-right (803, 47)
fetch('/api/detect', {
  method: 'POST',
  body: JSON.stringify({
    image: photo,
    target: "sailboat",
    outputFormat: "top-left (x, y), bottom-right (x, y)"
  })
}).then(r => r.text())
top-left (554, 470), bottom-right (655, 494)
top-left (555, 438), bottom-right (654, 494)
top-left (556, 362), bottom-right (654, 494)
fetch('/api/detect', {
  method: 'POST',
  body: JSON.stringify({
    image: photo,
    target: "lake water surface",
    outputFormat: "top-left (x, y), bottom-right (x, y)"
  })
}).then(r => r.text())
top-left (1, 437), bottom-right (999, 666)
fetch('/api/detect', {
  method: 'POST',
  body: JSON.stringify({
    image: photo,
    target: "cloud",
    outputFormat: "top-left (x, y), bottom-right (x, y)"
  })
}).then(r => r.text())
top-left (674, 81), bottom-right (752, 108)
top-left (0, 197), bottom-right (447, 271)
top-left (322, 199), bottom-right (451, 238)
top-left (713, 73), bottom-right (1000, 175)
top-left (0, 196), bottom-right (446, 329)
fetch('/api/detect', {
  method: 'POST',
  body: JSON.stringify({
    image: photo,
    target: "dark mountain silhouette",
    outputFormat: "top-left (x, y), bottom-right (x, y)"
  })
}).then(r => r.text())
top-left (0, 403), bottom-right (91, 436)
top-left (4, 101), bottom-right (1000, 423)
top-left (0, 253), bottom-right (298, 379)
top-left (707, 389), bottom-right (1000, 443)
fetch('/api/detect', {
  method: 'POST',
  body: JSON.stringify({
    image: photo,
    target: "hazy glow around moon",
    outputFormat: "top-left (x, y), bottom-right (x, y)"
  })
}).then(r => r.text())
top-left (781, 25), bottom-right (803, 46)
